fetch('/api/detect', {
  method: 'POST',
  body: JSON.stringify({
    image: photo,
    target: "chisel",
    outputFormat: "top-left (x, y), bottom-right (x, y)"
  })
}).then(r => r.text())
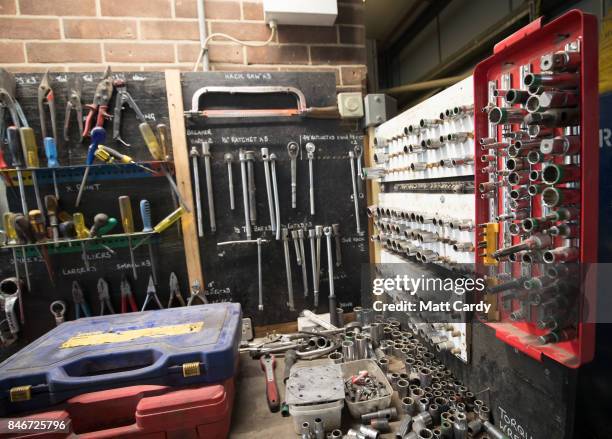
top-left (119, 195), bottom-right (138, 279)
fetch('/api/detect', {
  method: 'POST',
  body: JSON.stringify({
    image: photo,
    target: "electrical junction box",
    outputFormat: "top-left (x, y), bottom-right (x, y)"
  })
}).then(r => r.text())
top-left (263, 0), bottom-right (338, 26)
top-left (338, 92), bottom-right (364, 118)
top-left (364, 94), bottom-right (397, 127)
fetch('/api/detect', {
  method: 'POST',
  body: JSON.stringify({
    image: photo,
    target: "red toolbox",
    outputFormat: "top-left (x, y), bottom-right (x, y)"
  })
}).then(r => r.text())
top-left (0, 378), bottom-right (234, 438)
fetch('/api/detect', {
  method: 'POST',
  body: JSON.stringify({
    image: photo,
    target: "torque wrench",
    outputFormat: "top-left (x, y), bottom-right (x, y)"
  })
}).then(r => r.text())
top-left (224, 152), bottom-right (235, 210)
top-left (309, 229), bottom-right (319, 307)
top-left (297, 229), bottom-right (309, 297)
top-left (190, 146), bottom-right (203, 237)
top-left (245, 150), bottom-right (257, 225)
top-left (348, 151), bottom-right (362, 234)
top-left (281, 228), bottom-right (295, 311)
top-left (261, 148), bottom-right (276, 233)
top-left (202, 142), bottom-right (216, 233)
top-left (239, 150), bottom-right (252, 239)
top-left (287, 142), bottom-right (299, 208)
top-left (270, 153), bottom-right (281, 240)
top-left (305, 142), bottom-right (316, 215)
top-left (332, 223), bottom-right (342, 267)
top-left (324, 226), bottom-right (338, 327)
top-left (354, 145), bottom-right (364, 198)
top-left (260, 354), bottom-right (280, 412)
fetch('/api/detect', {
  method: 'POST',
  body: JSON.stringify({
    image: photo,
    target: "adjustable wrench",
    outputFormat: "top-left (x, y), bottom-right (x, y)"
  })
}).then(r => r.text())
top-left (245, 150), bottom-right (257, 225)
top-left (261, 148), bottom-right (276, 233)
top-left (224, 152), bottom-right (235, 210)
top-left (260, 354), bottom-right (280, 413)
top-left (305, 142), bottom-right (316, 215)
top-left (324, 226), bottom-right (338, 327)
top-left (348, 151), bottom-right (362, 234)
top-left (287, 142), bottom-right (299, 209)
top-left (270, 153), bottom-right (281, 240)
top-left (332, 223), bottom-right (342, 267)
top-left (190, 146), bottom-right (203, 237)
top-left (297, 229), bottom-right (309, 297)
top-left (309, 229), bottom-right (319, 308)
top-left (239, 150), bottom-right (252, 239)
top-left (202, 142), bottom-right (216, 233)
top-left (354, 145), bottom-right (364, 198)
top-left (281, 228), bottom-right (295, 311)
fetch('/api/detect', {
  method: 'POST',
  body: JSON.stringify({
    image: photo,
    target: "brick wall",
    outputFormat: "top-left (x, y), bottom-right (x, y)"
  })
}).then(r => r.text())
top-left (0, 0), bottom-right (367, 92)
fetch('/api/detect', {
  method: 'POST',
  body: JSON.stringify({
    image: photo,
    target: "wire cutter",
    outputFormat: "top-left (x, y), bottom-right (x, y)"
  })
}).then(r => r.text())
top-left (187, 279), bottom-right (208, 306)
top-left (120, 275), bottom-right (138, 313)
top-left (97, 278), bottom-right (115, 315)
top-left (167, 272), bottom-right (185, 308)
top-left (141, 275), bottom-right (163, 311)
top-left (112, 79), bottom-right (150, 147)
top-left (64, 75), bottom-right (83, 143)
top-left (82, 66), bottom-right (114, 138)
top-left (38, 70), bottom-right (57, 143)
top-left (72, 281), bottom-right (91, 319)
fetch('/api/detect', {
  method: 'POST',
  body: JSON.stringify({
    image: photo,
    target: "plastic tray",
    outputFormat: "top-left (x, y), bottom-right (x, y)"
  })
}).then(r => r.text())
top-left (340, 359), bottom-right (393, 418)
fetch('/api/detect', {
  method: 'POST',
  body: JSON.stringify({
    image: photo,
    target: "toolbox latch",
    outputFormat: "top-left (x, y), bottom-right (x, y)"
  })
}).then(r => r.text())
top-left (182, 361), bottom-right (202, 377)
top-left (9, 385), bottom-right (32, 402)
top-left (494, 17), bottom-right (543, 54)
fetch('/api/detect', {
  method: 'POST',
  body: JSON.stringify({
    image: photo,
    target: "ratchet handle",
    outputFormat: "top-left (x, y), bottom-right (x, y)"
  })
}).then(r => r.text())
top-left (44, 137), bottom-right (59, 168)
top-left (260, 355), bottom-right (280, 412)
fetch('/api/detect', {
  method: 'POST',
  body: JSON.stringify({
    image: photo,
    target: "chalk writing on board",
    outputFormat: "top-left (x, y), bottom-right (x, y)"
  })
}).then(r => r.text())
top-left (143, 113), bottom-right (156, 121)
top-left (65, 183), bottom-right (102, 193)
top-left (62, 266), bottom-right (97, 275)
top-left (83, 74), bottom-right (94, 82)
top-left (132, 74), bottom-right (146, 81)
top-left (339, 302), bottom-right (354, 308)
top-left (223, 72), bottom-right (273, 81)
top-left (15, 76), bottom-right (37, 85)
top-left (187, 129), bottom-right (213, 136)
top-left (54, 74), bottom-right (68, 83)
top-left (221, 135), bottom-right (269, 144)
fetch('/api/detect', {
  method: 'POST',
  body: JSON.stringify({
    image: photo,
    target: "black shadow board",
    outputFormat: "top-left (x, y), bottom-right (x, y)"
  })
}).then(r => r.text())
top-left (181, 72), bottom-right (369, 325)
top-left (0, 72), bottom-right (189, 360)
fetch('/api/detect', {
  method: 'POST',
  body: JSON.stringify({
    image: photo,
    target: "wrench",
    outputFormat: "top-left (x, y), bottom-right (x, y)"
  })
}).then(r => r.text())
top-left (260, 354), bottom-right (280, 412)
top-left (50, 300), bottom-right (66, 326)
top-left (202, 142), bottom-right (216, 233)
top-left (309, 229), bottom-right (319, 308)
top-left (354, 144), bottom-right (364, 198)
top-left (287, 141), bottom-right (299, 209)
top-left (324, 226), bottom-right (338, 327)
top-left (239, 150), bottom-right (252, 239)
top-left (261, 148), bottom-right (276, 233)
top-left (281, 228), bottom-right (295, 311)
top-left (332, 223), bottom-right (342, 267)
top-left (245, 150), bottom-right (257, 225)
top-left (348, 151), bottom-right (362, 235)
top-left (297, 229), bottom-right (309, 297)
top-left (270, 153), bottom-right (281, 240)
top-left (305, 142), bottom-right (316, 215)
top-left (190, 146), bottom-right (203, 238)
top-left (224, 152), bottom-right (235, 210)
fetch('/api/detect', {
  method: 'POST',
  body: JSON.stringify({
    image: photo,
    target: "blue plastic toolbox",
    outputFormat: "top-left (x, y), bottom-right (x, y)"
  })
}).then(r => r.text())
top-left (0, 303), bottom-right (242, 415)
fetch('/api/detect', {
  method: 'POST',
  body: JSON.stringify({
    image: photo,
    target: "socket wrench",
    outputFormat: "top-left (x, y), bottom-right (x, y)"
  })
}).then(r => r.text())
top-left (245, 150), bottom-right (257, 225)
top-left (282, 228), bottom-right (295, 311)
top-left (202, 142), bottom-right (215, 233)
top-left (287, 141), bottom-right (299, 208)
top-left (324, 226), bottom-right (338, 327)
top-left (239, 150), bottom-right (252, 239)
top-left (270, 153), bottom-right (281, 240)
top-left (309, 229), bottom-right (319, 307)
top-left (224, 152), bottom-right (235, 210)
top-left (261, 148), bottom-right (277, 233)
top-left (297, 229), bottom-right (309, 297)
top-left (332, 223), bottom-right (341, 266)
top-left (348, 150), bottom-right (362, 234)
top-left (354, 145), bottom-right (364, 198)
top-left (305, 142), bottom-right (316, 215)
top-left (190, 146), bottom-right (203, 237)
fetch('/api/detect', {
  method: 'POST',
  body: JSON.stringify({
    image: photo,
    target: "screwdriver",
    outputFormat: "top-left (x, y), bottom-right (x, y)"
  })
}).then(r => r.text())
top-left (156, 123), bottom-right (180, 234)
top-left (3, 212), bottom-right (22, 287)
top-left (44, 195), bottom-right (60, 245)
top-left (119, 195), bottom-right (138, 279)
top-left (44, 137), bottom-right (60, 200)
top-left (28, 209), bottom-right (55, 284)
top-left (132, 206), bottom-right (185, 250)
top-left (87, 213), bottom-right (116, 255)
top-left (11, 214), bottom-right (32, 290)
top-left (73, 212), bottom-right (90, 270)
top-left (95, 145), bottom-right (155, 173)
top-left (20, 126), bottom-right (45, 222)
top-left (6, 127), bottom-right (28, 215)
top-left (59, 220), bottom-right (76, 239)
top-left (75, 127), bottom-right (105, 207)
top-left (140, 199), bottom-right (158, 285)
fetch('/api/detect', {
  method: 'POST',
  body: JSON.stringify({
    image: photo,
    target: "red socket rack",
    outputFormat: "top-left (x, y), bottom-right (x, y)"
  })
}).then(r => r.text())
top-left (473, 10), bottom-right (599, 368)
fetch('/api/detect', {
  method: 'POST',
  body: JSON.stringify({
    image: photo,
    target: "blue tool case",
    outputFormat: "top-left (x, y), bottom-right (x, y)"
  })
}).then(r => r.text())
top-left (0, 303), bottom-right (242, 415)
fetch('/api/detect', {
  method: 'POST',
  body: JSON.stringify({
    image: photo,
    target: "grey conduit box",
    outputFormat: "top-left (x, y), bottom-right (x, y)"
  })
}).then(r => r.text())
top-left (364, 94), bottom-right (397, 127)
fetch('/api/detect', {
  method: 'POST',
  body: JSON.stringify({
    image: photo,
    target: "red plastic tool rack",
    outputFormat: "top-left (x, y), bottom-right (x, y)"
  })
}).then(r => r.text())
top-left (473, 10), bottom-right (599, 368)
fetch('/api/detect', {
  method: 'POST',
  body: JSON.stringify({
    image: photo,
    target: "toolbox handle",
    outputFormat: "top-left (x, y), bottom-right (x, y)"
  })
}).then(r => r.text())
top-left (51, 349), bottom-right (167, 384)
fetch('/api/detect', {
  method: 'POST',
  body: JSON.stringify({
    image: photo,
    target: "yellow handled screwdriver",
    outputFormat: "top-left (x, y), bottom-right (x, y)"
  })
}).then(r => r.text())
top-left (3, 212), bottom-right (26, 290)
top-left (73, 212), bottom-right (90, 270)
top-left (95, 145), bottom-right (155, 174)
top-left (132, 206), bottom-right (185, 251)
top-left (20, 126), bottom-right (45, 223)
top-left (119, 195), bottom-right (138, 279)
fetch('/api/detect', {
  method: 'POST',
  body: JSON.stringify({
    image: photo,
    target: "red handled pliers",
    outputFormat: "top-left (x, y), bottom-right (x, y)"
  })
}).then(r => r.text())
top-left (120, 275), bottom-right (138, 313)
top-left (82, 66), bottom-right (114, 138)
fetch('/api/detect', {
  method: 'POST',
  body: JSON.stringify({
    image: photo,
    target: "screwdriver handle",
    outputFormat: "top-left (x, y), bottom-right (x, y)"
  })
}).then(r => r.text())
top-left (98, 217), bottom-right (118, 235)
top-left (140, 199), bottom-right (153, 232)
top-left (156, 124), bottom-right (170, 161)
top-left (44, 137), bottom-right (59, 168)
top-left (13, 214), bottom-right (35, 244)
top-left (119, 196), bottom-right (134, 234)
top-left (89, 213), bottom-right (109, 237)
top-left (59, 221), bottom-right (76, 239)
top-left (73, 212), bottom-right (89, 238)
top-left (154, 207), bottom-right (184, 234)
top-left (20, 128), bottom-right (39, 168)
top-left (3, 213), bottom-right (17, 242)
top-left (28, 210), bottom-right (46, 240)
top-left (7, 127), bottom-right (25, 169)
top-left (0, 147), bottom-right (8, 169)
top-left (86, 127), bottom-right (106, 166)
top-left (139, 123), bottom-right (163, 161)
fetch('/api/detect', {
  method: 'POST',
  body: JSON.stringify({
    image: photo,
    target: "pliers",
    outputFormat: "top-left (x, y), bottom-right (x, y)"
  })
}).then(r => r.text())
top-left (72, 281), bottom-right (91, 319)
top-left (97, 278), bottom-right (115, 315)
top-left (187, 279), bottom-right (208, 306)
top-left (63, 75), bottom-right (83, 143)
top-left (82, 66), bottom-right (114, 138)
top-left (167, 272), bottom-right (185, 308)
top-left (38, 70), bottom-right (57, 143)
top-left (141, 275), bottom-right (163, 311)
top-left (120, 275), bottom-right (138, 313)
top-left (112, 79), bottom-right (149, 147)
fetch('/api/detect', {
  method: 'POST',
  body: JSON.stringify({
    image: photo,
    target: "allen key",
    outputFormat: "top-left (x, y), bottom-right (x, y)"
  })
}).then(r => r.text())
top-left (239, 150), bottom-right (252, 239)
top-left (261, 148), bottom-right (276, 233)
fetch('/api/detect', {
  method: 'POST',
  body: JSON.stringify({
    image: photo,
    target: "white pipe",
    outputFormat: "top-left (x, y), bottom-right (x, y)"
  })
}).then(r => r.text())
top-left (196, 0), bottom-right (210, 71)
